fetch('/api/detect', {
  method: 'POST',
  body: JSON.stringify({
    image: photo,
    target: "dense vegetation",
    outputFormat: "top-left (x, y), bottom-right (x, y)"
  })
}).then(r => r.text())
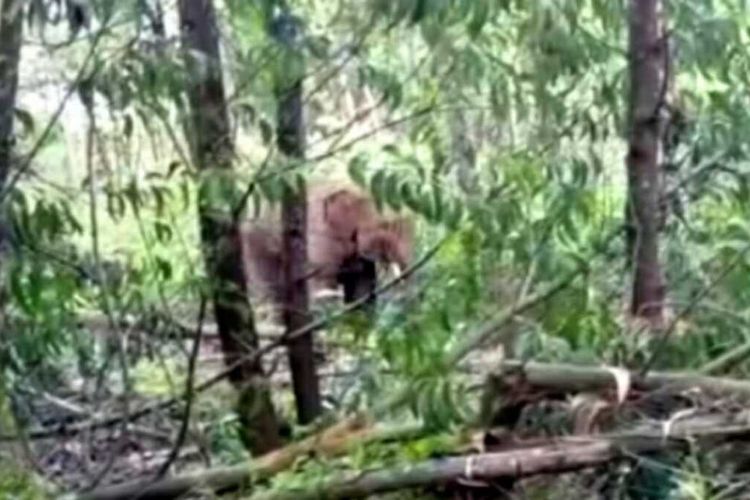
top-left (2, 0), bottom-right (750, 498)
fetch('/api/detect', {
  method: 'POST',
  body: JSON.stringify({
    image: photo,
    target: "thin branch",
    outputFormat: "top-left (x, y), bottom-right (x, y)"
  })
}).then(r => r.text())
top-left (80, 97), bottom-right (132, 492)
top-left (154, 295), bottom-right (207, 478)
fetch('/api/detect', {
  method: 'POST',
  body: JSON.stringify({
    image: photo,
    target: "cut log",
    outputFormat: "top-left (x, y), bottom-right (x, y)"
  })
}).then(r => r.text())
top-left (250, 418), bottom-right (750, 500)
top-left (494, 360), bottom-right (750, 400)
top-left (74, 418), bottom-right (422, 500)
top-left (75, 400), bottom-right (750, 500)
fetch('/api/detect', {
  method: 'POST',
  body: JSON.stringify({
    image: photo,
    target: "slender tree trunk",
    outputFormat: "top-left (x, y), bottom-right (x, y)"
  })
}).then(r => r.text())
top-left (0, 0), bottom-right (23, 311)
top-left (625, 0), bottom-right (667, 326)
top-left (0, 2), bottom-right (22, 461)
top-left (272, 12), bottom-right (321, 424)
top-left (177, 0), bottom-right (280, 453)
top-left (0, 0), bottom-right (22, 189)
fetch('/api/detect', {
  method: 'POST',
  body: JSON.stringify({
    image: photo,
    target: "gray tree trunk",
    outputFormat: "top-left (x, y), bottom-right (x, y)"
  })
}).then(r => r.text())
top-left (177, 0), bottom-right (280, 453)
top-left (626, 0), bottom-right (667, 326)
top-left (0, 0), bottom-right (22, 188)
top-left (272, 12), bottom-right (322, 424)
top-left (0, 0), bottom-right (23, 314)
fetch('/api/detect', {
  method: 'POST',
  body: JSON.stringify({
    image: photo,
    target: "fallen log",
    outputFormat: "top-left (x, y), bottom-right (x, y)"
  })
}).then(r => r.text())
top-left (76, 403), bottom-right (750, 500)
top-left (73, 359), bottom-right (750, 500)
top-left (248, 440), bottom-right (637, 500)
top-left (494, 360), bottom-right (750, 400)
top-left (249, 412), bottom-right (750, 500)
top-left (72, 418), bottom-right (423, 500)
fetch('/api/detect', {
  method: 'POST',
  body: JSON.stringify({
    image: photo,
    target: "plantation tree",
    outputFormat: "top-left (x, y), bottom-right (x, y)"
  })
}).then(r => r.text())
top-left (270, 10), bottom-right (321, 424)
top-left (7, 0), bottom-right (750, 494)
top-left (177, 0), bottom-right (280, 453)
top-left (0, 0), bottom-right (22, 218)
top-left (0, 0), bottom-right (22, 434)
top-left (0, 0), bottom-right (22, 345)
top-left (626, 0), bottom-right (667, 326)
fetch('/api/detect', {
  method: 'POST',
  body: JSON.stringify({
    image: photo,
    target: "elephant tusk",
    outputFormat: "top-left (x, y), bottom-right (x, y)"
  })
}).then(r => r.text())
top-left (313, 288), bottom-right (344, 301)
top-left (389, 262), bottom-right (403, 278)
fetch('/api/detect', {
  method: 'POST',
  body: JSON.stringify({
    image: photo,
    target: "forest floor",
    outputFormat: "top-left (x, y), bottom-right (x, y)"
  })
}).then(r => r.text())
top-left (19, 301), bottom-right (505, 496)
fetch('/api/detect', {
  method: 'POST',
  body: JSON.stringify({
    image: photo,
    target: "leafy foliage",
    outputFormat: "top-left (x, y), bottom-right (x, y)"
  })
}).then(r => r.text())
top-left (0, 460), bottom-right (51, 500)
top-left (5, 0), bottom-right (750, 493)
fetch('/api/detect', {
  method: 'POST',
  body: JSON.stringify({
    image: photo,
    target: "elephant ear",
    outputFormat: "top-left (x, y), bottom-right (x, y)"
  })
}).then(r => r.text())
top-left (378, 217), bottom-right (413, 250)
top-left (322, 188), bottom-right (376, 238)
top-left (356, 216), bottom-right (414, 269)
top-left (378, 217), bottom-right (412, 236)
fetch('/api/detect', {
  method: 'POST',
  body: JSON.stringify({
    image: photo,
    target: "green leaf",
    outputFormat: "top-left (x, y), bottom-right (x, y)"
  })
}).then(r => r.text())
top-left (123, 179), bottom-right (143, 215)
top-left (445, 199), bottom-right (464, 229)
top-left (384, 173), bottom-right (402, 210)
top-left (434, 188), bottom-right (445, 222)
top-left (155, 256), bottom-right (172, 281)
top-left (467, 0), bottom-right (489, 39)
top-left (235, 101), bottom-right (257, 128)
top-left (59, 201), bottom-right (83, 234)
top-left (259, 118), bottom-right (274, 145)
top-left (167, 161), bottom-right (182, 178)
top-left (348, 154), bottom-right (369, 187)
top-left (370, 170), bottom-right (388, 211)
top-left (410, 0), bottom-right (428, 24)
top-left (180, 180), bottom-right (192, 210)
top-left (401, 182), bottom-right (422, 213)
top-left (154, 221), bottom-right (173, 244)
top-left (13, 108), bottom-right (35, 136)
top-left (152, 186), bottom-right (167, 216)
top-left (9, 267), bottom-right (31, 316)
top-left (393, 0), bottom-right (418, 25)
top-left (420, 19), bottom-right (442, 46)
top-left (123, 113), bottom-right (133, 138)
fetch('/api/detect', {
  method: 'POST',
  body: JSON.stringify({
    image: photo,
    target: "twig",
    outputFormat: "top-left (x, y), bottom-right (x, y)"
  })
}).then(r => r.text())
top-left (80, 95), bottom-right (132, 492)
top-left (153, 295), bottom-right (207, 479)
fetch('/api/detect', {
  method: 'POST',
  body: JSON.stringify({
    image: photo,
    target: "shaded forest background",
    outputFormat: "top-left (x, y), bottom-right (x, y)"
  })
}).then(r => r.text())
top-left (2, 0), bottom-right (750, 498)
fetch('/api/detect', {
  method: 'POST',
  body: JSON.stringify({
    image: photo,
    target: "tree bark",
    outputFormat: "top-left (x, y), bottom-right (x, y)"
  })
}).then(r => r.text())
top-left (246, 440), bottom-right (664, 500)
top-left (625, 0), bottom-right (667, 326)
top-left (0, 0), bottom-right (22, 189)
top-left (272, 12), bottom-right (321, 425)
top-left (487, 360), bottom-right (750, 401)
top-left (0, 0), bottom-right (23, 318)
top-left (177, 0), bottom-right (280, 454)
